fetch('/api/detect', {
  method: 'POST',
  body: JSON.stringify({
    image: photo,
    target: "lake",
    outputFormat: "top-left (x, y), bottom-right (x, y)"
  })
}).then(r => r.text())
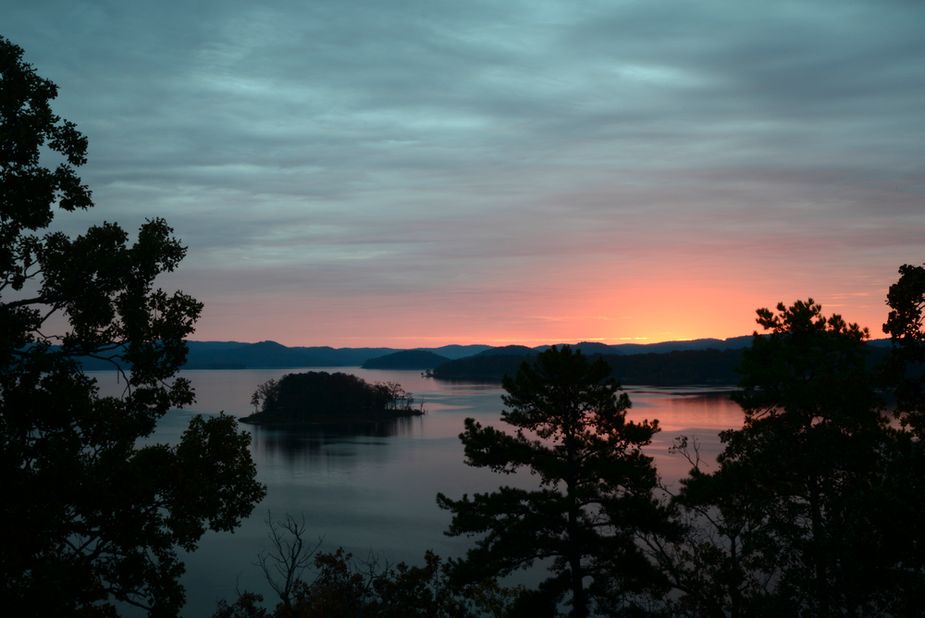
top-left (93, 367), bottom-right (744, 616)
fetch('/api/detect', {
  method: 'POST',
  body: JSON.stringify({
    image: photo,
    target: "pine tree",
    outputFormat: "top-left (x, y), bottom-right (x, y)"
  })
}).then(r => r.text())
top-left (437, 346), bottom-right (668, 617)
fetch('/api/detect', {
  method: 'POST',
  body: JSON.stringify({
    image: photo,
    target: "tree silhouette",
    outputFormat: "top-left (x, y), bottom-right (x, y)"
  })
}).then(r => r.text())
top-left (884, 263), bottom-right (925, 435)
top-left (880, 263), bottom-right (925, 613)
top-left (437, 346), bottom-right (668, 617)
top-left (665, 300), bottom-right (918, 616)
top-left (0, 36), bottom-right (265, 615)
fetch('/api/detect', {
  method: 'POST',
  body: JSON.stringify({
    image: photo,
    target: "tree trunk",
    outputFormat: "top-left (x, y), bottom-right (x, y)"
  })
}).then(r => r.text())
top-left (565, 424), bottom-right (588, 618)
top-left (729, 534), bottom-right (741, 618)
top-left (569, 550), bottom-right (588, 618)
top-left (809, 477), bottom-right (830, 618)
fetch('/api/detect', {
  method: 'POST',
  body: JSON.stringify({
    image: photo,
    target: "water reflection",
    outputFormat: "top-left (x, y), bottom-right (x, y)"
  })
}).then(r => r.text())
top-left (628, 388), bottom-right (741, 432)
top-left (249, 416), bottom-right (422, 467)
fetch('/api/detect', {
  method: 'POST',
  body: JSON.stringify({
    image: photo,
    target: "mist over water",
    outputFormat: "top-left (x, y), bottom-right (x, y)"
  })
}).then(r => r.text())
top-left (91, 368), bottom-right (743, 616)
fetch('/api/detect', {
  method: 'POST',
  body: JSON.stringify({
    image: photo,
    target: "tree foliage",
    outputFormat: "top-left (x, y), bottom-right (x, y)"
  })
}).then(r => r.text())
top-left (884, 262), bottom-right (925, 435)
top-left (0, 36), bottom-right (265, 615)
top-left (437, 346), bottom-right (669, 617)
top-left (662, 299), bottom-right (924, 616)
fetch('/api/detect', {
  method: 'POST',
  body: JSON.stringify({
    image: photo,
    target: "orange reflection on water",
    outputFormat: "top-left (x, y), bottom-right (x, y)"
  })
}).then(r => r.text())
top-left (625, 388), bottom-right (745, 485)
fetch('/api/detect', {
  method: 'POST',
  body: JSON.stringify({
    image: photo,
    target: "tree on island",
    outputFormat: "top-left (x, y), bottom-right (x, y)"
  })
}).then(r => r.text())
top-left (246, 371), bottom-right (422, 425)
top-left (437, 346), bottom-right (670, 618)
top-left (0, 36), bottom-right (265, 615)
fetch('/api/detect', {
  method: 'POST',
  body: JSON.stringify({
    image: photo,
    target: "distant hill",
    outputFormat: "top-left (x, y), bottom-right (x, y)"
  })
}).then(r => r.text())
top-left (422, 345), bottom-right (537, 381)
top-left (431, 348), bottom-right (744, 385)
top-left (432, 340), bottom-right (893, 385)
top-left (73, 337), bottom-right (892, 374)
top-left (534, 336), bottom-right (756, 355)
top-left (427, 344), bottom-right (492, 359)
top-left (362, 350), bottom-right (450, 369)
top-left (477, 345), bottom-right (537, 357)
top-left (77, 341), bottom-right (493, 371)
top-left (181, 341), bottom-right (490, 369)
top-left (182, 341), bottom-right (398, 369)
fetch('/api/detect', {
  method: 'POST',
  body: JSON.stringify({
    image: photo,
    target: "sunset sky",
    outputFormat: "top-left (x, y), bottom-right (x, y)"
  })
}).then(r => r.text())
top-left (6, 1), bottom-right (924, 347)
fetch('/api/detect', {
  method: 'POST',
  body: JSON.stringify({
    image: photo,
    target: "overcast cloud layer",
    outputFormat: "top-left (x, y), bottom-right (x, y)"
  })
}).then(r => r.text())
top-left (6, 0), bottom-right (924, 345)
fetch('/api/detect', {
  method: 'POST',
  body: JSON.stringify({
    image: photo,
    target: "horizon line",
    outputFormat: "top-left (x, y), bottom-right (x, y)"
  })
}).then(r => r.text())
top-left (183, 334), bottom-right (763, 349)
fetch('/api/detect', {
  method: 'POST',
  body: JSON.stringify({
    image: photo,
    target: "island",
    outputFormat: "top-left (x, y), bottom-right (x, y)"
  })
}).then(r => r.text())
top-left (241, 371), bottom-right (424, 426)
top-left (361, 349), bottom-right (449, 369)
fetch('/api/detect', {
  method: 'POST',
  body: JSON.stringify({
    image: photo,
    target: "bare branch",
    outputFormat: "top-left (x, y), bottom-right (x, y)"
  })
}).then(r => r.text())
top-left (254, 511), bottom-right (322, 610)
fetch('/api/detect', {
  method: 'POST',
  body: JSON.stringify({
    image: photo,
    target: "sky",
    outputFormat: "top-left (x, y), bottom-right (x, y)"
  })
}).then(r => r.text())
top-left (5, 0), bottom-right (924, 347)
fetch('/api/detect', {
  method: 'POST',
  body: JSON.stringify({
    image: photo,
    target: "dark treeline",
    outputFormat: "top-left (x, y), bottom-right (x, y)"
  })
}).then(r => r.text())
top-left (432, 346), bottom-right (892, 385)
top-left (361, 349), bottom-right (450, 369)
top-left (431, 348), bottom-right (746, 384)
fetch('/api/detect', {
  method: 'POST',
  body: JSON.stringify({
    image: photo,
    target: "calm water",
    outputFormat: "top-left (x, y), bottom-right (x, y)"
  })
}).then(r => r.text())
top-left (92, 368), bottom-right (743, 616)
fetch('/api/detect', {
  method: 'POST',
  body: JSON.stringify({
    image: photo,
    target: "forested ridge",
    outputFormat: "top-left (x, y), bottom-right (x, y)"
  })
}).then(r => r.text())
top-left (431, 345), bottom-right (892, 385)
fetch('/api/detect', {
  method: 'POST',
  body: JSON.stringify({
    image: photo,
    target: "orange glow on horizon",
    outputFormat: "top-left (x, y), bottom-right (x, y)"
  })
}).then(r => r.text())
top-left (190, 265), bottom-right (893, 348)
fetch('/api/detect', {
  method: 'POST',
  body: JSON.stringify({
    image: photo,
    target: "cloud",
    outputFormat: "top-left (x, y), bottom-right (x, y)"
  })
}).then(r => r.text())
top-left (5, 0), bottom-right (924, 343)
